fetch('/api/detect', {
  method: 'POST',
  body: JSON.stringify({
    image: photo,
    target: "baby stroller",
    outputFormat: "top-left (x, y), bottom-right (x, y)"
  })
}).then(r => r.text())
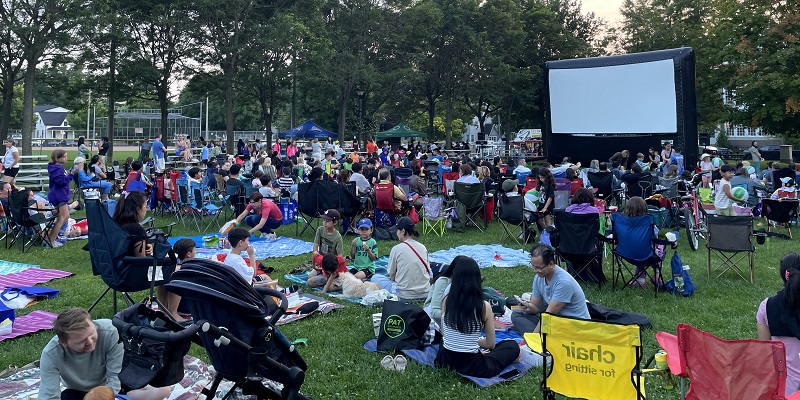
top-left (112, 304), bottom-right (200, 392)
top-left (166, 259), bottom-right (308, 400)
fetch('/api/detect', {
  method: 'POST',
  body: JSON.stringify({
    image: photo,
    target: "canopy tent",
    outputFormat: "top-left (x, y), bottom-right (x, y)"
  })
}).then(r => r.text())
top-left (277, 120), bottom-right (337, 139)
top-left (376, 123), bottom-right (427, 139)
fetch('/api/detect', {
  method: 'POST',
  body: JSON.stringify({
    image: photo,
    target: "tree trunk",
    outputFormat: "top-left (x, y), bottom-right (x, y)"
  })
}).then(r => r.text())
top-left (0, 81), bottom-right (13, 141)
top-left (427, 94), bottom-right (435, 142)
top-left (224, 77), bottom-right (235, 155)
top-left (159, 78), bottom-right (169, 141)
top-left (445, 89), bottom-right (453, 150)
top-left (266, 81), bottom-right (276, 151)
top-left (337, 81), bottom-right (351, 147)
top-left (107, 35), bottom-right (117, 162)
top-left (257, 84), bottom-right (270, 151)
top-left (290, 69), bottom-right (296, 128)
top-left (20, 55), bottom-right (36, 156)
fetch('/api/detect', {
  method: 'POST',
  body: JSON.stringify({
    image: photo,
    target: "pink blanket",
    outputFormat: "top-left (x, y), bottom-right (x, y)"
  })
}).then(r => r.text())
top-left (0, 269), bottom-right (73, 290)
top-left (0, 310), bottom-right (58, 342)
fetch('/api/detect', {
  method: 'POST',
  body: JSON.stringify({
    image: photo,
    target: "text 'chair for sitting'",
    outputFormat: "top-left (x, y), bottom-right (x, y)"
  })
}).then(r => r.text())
top-left (539, 313), bottom-right (646, 400)
top-left (706, 214), bottom-right (755, 283)
top-left (656, 323), bottom-right (800, 400)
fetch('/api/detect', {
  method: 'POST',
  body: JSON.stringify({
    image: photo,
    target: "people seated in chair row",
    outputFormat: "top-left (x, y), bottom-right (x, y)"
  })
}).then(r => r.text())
top-left (456, 164), bottom-right (480, 184)
top-left (39, 308), bottom-right (171, 400)
top-left (378, 169), bottom-right (409, 211)
top-left (388, 217), bottom-right (430, 301)
top-left (434, 256), bottom-right (520, 377)
top-left (113, 191), bottom-right (183, 320)
top-left (565, 187), bottom-right (599, 215)
top-left (758, 252), bottom-right (800, 396)
top-left (511, 244), bottom-right (590, 334)
top-left (75, 156), bottom-right (112, 201)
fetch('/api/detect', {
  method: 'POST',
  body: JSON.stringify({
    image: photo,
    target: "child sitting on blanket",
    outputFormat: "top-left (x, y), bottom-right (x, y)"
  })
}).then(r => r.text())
top-left (308, 209), bottom-right (345, 287)
top-left (225, 228), bottom-right (259, 283)
top-left (317, 253), bottom-right (348, 293)
top-left (349, 218), bottom-right (378, 280)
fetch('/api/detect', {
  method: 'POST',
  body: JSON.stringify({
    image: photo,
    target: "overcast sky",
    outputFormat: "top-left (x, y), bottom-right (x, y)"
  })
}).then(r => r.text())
top-left (582, 0), bottom-right (624, 25)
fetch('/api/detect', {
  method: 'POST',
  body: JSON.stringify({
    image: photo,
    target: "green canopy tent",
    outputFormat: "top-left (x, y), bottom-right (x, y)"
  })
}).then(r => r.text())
top-left (376, 123), bottom-right (427, 140)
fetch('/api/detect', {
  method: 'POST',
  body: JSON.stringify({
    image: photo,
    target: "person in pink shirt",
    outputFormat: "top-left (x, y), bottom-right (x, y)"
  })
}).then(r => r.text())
top-left (757, 252), bottom-right (800, 396)
top-left (234, 192), bottom-right (283, 236)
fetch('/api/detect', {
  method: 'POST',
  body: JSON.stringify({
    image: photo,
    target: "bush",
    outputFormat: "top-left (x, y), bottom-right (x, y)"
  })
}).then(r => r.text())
top-left (716, 129), bottom-right (731, 148)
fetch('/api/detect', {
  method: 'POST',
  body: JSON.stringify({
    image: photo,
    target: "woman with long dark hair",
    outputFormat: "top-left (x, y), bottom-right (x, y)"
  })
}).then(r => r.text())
top-left (758, 252), bottom-right (800, 395)
top-left (434, 256), bottom-right (519, 377)
top-left (536, 168), bottom-right (556, 229)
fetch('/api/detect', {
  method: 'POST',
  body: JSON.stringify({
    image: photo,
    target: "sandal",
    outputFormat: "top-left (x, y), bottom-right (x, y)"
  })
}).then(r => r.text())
top-left (380, 355), bottom-right (395, 371)
top-left (393, 355), bottom-right (408, 372)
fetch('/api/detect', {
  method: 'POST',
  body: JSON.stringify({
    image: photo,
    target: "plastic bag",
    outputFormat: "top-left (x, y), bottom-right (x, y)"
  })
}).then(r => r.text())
top-left (360, 289), bottom-right (397, 307)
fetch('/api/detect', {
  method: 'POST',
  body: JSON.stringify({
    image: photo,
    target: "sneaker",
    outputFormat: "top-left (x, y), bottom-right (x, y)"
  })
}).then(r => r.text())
top-left (49, 241), bottom-right (64, 249)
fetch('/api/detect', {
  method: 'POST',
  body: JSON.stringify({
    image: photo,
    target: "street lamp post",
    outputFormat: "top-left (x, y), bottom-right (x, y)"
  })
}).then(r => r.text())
top-left (356, 87), bottom-right (366, 146)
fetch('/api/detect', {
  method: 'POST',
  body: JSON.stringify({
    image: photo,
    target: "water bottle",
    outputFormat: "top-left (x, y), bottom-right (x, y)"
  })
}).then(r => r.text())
top-left (674, 274), bottom-right (685, 293)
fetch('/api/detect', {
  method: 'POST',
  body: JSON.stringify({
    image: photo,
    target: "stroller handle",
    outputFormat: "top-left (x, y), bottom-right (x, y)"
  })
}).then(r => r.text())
top-left (113, 304), bottom-right (200, 342)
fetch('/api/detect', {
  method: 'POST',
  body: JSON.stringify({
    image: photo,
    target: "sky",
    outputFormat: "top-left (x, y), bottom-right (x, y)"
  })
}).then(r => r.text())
top-left (581, 0), bottom-right (624, 25)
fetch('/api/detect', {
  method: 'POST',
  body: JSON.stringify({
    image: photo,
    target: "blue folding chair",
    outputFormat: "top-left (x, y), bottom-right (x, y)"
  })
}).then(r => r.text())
top-left (610, 213), bottom-right (673, 295)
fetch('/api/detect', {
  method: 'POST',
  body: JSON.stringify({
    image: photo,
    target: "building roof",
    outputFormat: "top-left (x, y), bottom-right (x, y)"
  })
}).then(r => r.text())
top-left (38, 112), bottom-right (68, 127)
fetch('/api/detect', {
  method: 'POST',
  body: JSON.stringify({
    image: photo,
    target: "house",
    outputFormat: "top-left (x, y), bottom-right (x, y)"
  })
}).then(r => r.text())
top-left (34, 105), bottom-right (71, 139)
top-left (463, 116), bottom-right (501, 143)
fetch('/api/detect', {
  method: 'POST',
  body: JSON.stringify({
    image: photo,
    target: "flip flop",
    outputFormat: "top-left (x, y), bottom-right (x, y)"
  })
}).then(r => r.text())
top-left (380, 355), bottom-right (396, 371)
top-left (291, 338), bottom-right (308, 347)
top-left (393, 355), bottom-right (408, 372)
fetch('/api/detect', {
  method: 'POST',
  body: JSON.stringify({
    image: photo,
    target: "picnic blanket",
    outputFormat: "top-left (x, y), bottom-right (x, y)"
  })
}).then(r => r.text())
top-left (363, 332), bottom-right (532, 387)
top-left (0, 310), bottom-right (58, 342)
top-left (0, 355), bottom-right (216, 400)
top-left (283, 257), bottom-right (391, 304)
top-left (0, 261), bottom-right (39, 276)
top-left (169, 234), bottom-right (313, 260)
top-left (0, 269), bottom-right (73, 290)
top-left (276, 293), bottom-right (344, 326)
top-left (429, 244), bottom-right (530, 268)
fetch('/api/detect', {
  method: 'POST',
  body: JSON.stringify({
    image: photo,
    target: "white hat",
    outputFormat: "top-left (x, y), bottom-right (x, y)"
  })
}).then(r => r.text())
top-left (780, 177), bottom-right (792, 184)
top-left (701, 153), bottom-right (710, 159)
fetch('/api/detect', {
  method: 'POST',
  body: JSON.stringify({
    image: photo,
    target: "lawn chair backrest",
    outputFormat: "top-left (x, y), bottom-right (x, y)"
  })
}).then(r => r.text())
top-left (375, 183), bottom-right (398, 213)
top-left (497, 194), bottom-right (524, 225)
top-left (538, 313), bottom-right (644, 400)
top-left (676, 323), bottom-right (789, 400)
top-left (761, 199), bottom-right (799, 224)
top-left (554, 210), bottom-right (600, 255)
top-left (396, 177), bottom-right (412, 195)
top-left (176, 180), bottom-right (190, 207)
top-left (395, 167), bottom-right (412, 178)
top-left (422, 196), bottom-right (443, 219)
top-left (155, 174), bottom-right (168, 202)
top-left (214, 173), bottom-right (225, 193)
top-left (442, 172), bottom-right (459, 195)
top-left (554, 179), bottom-right (571, 210)
top-left (587, 171), bottom-right (613, 198)
top-left (454, 182), bottom-right (484, 209)
top-left (611, 213), bottom-right (655, 262)
top-left (706, 214), bottom-right (753, 252)
top-left (168, 170), bottom-right (181, 201)
top-left (189, 181), bottom-right (204, 210)
top-left (659, 176), bottom-right (679, 198)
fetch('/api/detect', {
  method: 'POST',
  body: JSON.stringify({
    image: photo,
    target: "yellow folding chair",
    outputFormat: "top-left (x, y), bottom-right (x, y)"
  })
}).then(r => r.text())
top-left (537, 313), bottom-right (646, 400)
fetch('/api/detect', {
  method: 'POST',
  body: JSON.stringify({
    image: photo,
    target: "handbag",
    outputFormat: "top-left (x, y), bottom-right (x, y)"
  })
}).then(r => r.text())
top-left (377, 300), bottom-right (432, 352)
top-left (482, 286), bottom-right (506, 315)
top-left (408, 206), bottom-right (419, 224)
top-left (662, 251), bottom-right (695, 296)
top-left (0, 303), bottom-right (14, 335)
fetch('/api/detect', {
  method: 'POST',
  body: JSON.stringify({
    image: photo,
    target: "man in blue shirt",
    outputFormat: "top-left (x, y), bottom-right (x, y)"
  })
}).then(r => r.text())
top-left (669, 148), bottom-right (685, 175)
top-left (151, 133), bottom-right (166, 172)
top-left (511, 244), bottom-right (590, 333)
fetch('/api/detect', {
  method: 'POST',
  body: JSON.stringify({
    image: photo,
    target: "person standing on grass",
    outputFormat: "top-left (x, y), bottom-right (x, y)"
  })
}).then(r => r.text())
top-left (758, 252), bottom-right (800, 396)
top-left (47, 149), bottom-right (77, 249)
top-left (3, 138), bottom-right (20, 184)
top-left (749, 141), bottom-right (762, 175)
top-left (434, 256), bottom-right (519, 377)
top-left (511, 244), bottom-right (590, 334)
top-left (39, 308), bottom-right (171, 400)
top-left (151, 134), bottom-right (166, 172)
top-left (714, 164), bottom-right (738, 216)
top-left (97, 137), bottom-right (110, 166)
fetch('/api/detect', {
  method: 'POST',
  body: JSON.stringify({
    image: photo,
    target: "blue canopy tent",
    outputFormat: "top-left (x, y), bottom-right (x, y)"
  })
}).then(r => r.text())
top-left (277, 120), bottom-right (338, 139)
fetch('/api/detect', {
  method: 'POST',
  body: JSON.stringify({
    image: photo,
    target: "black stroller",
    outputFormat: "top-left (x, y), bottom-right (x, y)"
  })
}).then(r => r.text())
top-left (166, 259), bottom-right (308, 400)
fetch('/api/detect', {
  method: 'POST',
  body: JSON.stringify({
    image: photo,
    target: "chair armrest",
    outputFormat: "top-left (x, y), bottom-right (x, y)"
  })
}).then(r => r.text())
top-left (121, 256), bottom-right (158, 266)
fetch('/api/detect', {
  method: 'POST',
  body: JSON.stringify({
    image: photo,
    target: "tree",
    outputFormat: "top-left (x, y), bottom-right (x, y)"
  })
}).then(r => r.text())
top-left (0, 0), bottom-right (86, 155)
top-left (0, 25), bottom-right (25, 140)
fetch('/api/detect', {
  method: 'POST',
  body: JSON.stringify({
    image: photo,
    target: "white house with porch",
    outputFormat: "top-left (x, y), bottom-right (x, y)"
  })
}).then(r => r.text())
top-left (34, 105), bottom-right (72, 139)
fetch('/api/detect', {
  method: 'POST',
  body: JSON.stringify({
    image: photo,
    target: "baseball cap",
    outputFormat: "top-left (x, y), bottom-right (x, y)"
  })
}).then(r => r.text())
top-left (320, 209), bottom-right (341, 221)
top-left (357, 218), bottom-right (373, 229)
top-left (396, 216), bottom-right (415, 231)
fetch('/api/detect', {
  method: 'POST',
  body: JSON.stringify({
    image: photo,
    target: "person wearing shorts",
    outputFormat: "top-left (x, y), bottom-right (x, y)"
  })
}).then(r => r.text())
top-left (3, 138), bottom-right (20, 183)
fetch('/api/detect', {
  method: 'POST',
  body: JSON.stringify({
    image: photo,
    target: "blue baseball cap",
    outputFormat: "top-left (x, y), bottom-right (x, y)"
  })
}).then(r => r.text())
top-left (357, 218), bottom-right (373, 229)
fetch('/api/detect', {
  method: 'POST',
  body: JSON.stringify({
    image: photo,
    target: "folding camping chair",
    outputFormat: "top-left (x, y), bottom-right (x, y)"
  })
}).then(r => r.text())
top-left (421, 195), bottom-right (446, 236)
top-left (588, 171), bottom-right (614, 203)
top-left (441, 171), bottom-right (459, 199)
top-left (453, 181), bottom-right (487, 231)
top-left (225, 183), bottom-right (246, 220)
top-left (296, 180), bottom-right (362, 236)
top-left (374, 182), bottom-right (408, 228)
top-left (189, 181), bottom-right (224, 231)
top-left (553, 210), bottom-right (605, 285)
top-left (706, 214), bottom-right (755, 283)
top-left (762, 198), bottom-right (798, 239)
top-left (610, 213), bottom-right (671, 294)
top-left (5, 189), bottom-right (57, 251)
top-left (497, 194), bottom-right (531, 245)
top-left (85, 199), bottom-right (177, 314)
top-left (655, 323), bottom-right (800, 400)
top-left (537, 313), bottom-right (646, 400)
top-left (165, 259), bottom-right (308, 400)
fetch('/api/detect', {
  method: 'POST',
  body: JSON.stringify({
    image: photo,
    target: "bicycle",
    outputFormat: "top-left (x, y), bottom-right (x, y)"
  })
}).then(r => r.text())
top-left (674, 182), bottom-right (709, 251)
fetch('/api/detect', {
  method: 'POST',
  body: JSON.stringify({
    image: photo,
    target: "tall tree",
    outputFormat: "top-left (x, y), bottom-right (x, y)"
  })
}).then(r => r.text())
top-left (0, 0), bottom-right (85, 155)
top-left (0, 25), bottom-right (25, 140)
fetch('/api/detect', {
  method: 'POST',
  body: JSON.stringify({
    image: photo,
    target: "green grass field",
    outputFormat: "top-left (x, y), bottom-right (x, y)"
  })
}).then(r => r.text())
top-left (0, 155), bottom-right (793, 399)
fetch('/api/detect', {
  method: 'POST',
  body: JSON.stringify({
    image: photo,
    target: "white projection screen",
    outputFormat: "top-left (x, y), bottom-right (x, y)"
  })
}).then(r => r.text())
top-left (548, 59), bottom-right (678, 134)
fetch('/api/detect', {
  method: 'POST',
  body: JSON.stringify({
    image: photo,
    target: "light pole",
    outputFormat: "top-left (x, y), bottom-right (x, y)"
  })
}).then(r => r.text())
top-left (356, 87), bottom-right (366, 146)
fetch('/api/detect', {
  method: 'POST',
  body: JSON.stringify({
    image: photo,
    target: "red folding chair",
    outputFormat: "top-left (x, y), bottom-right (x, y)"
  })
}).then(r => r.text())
top-left (656, 323), bottom-right (800, 400)
top-left (441, 171), bottom-right (459, 198)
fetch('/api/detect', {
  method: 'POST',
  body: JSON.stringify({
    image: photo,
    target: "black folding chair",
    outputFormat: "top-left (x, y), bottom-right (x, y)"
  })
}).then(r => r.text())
top-left (553, 210), bottom-right (605, 285)
top-left (761, 198), bottom-right (798, 239)
top-left (497, 194), bottom-right (532, 245)
top-left (453, 181), bottom-right (486, 232)
top-left (587, 171), bottom-right (614, 202)
top-left (706, 214), bottom-right (755, 283)
top-left (5, 189), bottom-right (57, 252)
top-left (84, 199), bottom-right (177, 314)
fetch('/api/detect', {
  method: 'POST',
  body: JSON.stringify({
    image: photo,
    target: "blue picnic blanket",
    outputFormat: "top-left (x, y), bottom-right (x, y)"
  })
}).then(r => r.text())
top-left (0, 261), bottom-right (39, 276)
top-left (428, 244), bottom-right (530, 268)
top-left (363, 335), bottom-right (531, 387)
top-left (168, 235), bottom-right (313, 260)
top-left (283, 257), bottom-right (392, 304)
